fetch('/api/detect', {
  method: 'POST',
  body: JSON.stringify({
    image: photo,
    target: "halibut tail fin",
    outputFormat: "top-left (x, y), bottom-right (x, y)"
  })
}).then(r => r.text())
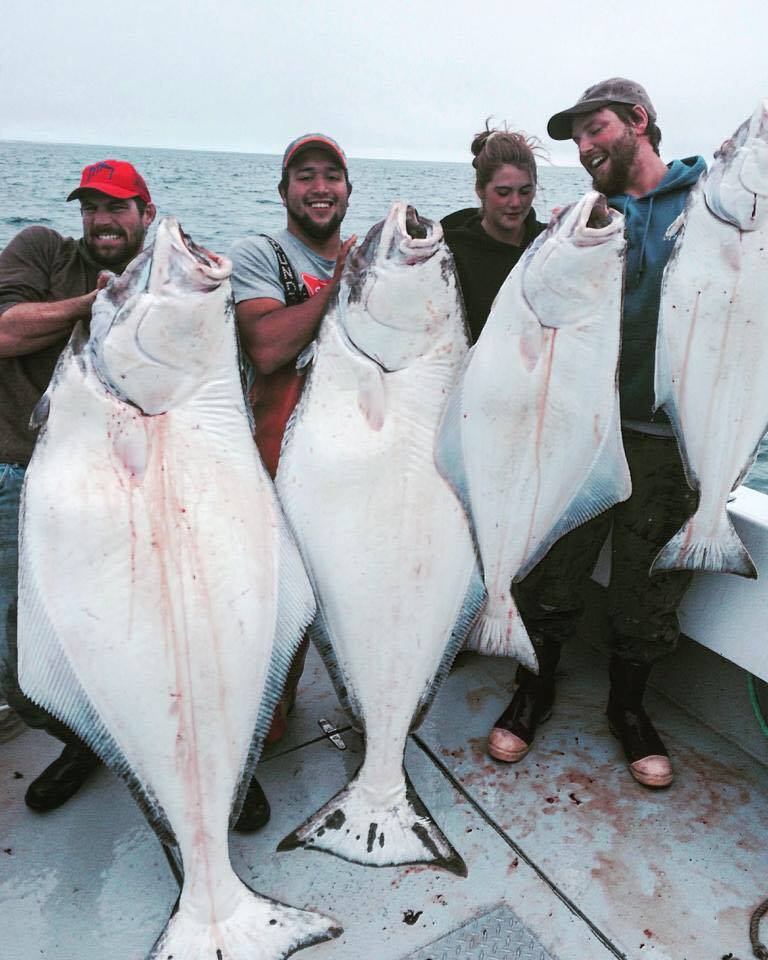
top-left (148, 878), bottom-right (341, 960)
top-left (278, 771), bottom-right (466, 877)
top-left (651, 510), bottom-right (757, 579)
top-left (467, 595), bottom-right (539, 671)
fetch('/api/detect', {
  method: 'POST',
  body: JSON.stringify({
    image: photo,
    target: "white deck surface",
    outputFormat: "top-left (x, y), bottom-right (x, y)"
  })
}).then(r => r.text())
top-left (2, 636), bottom-right (767, 960)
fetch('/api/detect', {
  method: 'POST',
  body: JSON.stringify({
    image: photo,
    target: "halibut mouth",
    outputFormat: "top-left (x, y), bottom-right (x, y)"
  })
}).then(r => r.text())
top-left (587, 194), bottom-right (611, 229)
top-left (405, 205), bottom-right (428, 239)
top-left (180, 227), bottom-right (220, 268)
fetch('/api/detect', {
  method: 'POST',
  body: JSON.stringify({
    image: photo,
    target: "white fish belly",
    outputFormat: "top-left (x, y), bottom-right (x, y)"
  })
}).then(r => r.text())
top-left (659, 206), bottom-right (768, 511)
top-left (278, 335), bottom-right (476, 749)
top-left (463, 291), bottom-right (624, 595)
top-left (19, 356), bottom-right (280, 845)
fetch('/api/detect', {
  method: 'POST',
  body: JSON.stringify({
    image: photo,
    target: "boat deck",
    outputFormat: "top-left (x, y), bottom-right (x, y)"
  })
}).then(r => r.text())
top-left (2, 619), bottom-right (768, 960)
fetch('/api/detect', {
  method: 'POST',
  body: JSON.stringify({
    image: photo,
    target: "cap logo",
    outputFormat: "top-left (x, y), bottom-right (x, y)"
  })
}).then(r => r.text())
top-left (84, 161), bottom-right (115, 183)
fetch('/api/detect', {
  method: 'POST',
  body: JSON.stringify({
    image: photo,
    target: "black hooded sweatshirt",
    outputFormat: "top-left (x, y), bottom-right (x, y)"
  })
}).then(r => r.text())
top-left (442, 207), bottom-right (546, 343)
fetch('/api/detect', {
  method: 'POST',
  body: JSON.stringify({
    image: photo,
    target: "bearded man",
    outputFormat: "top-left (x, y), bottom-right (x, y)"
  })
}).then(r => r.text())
top-left (0, 160), bottom-right (155, 808)
top-left (486, 80), bottom-right (707, 791)
top-left (229, 134), bottom-right (356, 830)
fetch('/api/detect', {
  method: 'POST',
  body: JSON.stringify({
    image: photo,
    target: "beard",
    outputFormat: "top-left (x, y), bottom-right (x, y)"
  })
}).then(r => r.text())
top-left (585, 128), bottom-right (639, 196)
top-left (84, 227), bottom-right (146, 270)
top-left (287, 207), bottom-right (343, 240)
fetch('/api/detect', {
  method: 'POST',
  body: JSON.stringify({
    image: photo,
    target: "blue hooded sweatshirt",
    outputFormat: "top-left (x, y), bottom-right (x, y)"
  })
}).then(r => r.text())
top-left (608, 155), bottom-right (707, 422)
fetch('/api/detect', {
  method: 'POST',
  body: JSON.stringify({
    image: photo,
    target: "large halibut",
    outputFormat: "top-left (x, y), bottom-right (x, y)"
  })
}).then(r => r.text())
top-left (437, 192), bottom-right (630, 670)
top-left (17, 218), bottom-right (339, 959)
top-left (276, 202), bottom-right (482, 874)
top-left (654, 100), bottom-right (768, 578)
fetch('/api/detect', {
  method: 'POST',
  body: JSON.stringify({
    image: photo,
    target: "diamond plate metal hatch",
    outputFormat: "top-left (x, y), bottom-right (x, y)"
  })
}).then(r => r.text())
top-left (402, 904), bottom-right (559, 960)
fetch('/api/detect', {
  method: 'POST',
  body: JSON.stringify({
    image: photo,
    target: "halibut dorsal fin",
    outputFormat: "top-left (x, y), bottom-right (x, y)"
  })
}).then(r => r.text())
top-left (411, 562), bottom-right (485, 729)
top-left (230, 503), bottom-right (316, 827)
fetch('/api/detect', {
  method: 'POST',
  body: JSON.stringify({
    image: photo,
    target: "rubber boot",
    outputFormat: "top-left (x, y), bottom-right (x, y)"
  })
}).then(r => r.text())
top-left (607, 655), bottom-right (673, 788)
top-left (233, 776), bottom-right (271, 833)
top-left (25, 742), bottom-right (100, 812)
top-left (488, 639), bottom-right (561, 762)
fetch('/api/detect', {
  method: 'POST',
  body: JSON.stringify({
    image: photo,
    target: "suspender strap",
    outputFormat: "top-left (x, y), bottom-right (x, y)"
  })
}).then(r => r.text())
top-left (259, 234), bottom-right (309, 306)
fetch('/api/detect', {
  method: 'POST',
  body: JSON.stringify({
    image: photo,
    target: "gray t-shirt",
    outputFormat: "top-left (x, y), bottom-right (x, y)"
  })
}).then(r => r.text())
top-left (229, 229), bottom-right (336, 304)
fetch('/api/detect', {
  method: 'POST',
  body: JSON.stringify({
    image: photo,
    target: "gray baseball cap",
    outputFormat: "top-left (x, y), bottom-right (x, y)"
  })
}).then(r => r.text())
top-left (547, 78), bottom-right (656, 140)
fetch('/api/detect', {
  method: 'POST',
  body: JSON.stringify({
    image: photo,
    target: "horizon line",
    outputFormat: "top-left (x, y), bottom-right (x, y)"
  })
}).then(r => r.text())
top-left (0, 137), bottom-right (580, 168)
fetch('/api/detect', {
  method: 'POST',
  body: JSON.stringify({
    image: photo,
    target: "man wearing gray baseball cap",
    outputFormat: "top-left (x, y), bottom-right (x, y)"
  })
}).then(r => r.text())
top-left (487, 78), bottom-right (707, 792)
top-left (547, 77), bottom-right (658, 140)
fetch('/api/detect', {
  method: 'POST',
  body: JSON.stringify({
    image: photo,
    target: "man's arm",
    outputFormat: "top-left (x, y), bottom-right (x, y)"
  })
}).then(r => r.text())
top-left (0, 226), bottom-right (111, 359)
top-left (236, 282), bottom-right (336, 375)
top-left (235, 236), bottom-right (356, 375)
top-left (0, 291), bottom-right (100, 358)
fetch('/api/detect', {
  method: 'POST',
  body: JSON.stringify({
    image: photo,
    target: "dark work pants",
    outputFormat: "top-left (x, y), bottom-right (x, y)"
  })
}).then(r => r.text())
top-left (515, 430), bottom-right (698, 665)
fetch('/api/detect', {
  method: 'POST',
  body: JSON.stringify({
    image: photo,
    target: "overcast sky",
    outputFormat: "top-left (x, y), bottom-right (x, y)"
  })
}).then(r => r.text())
top-left (2, 0), bottom-right (767, 167)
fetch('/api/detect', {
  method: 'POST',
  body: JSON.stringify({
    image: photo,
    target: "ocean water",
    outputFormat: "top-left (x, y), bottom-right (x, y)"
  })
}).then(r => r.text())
top-left (0, 139), bottom-right (589, 251)
top-left (2, 139), bottom-right (767, 492)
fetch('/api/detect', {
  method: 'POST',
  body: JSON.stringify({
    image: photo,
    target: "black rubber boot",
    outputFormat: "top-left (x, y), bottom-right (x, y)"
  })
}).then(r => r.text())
top-left (25, 743), bottom-right (100, 812)
top-left (607, 655), bottom-right (673, 788)
top-left (488, 639), bottom-right (561, 762)
top-left (233, 776), bottom-right (271, 833)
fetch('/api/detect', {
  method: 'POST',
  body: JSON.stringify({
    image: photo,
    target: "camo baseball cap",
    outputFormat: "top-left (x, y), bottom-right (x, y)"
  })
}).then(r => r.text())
top-left (547, 78), bottom-right (657, 140)
top-left (67, 159), bottom-right (152, 203)
top-left (281, 134), bottom-right (347, 173)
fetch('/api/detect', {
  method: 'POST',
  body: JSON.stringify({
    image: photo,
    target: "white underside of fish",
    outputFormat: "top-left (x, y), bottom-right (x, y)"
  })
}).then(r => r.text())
top-left (276, 316), bottom-right (481, 874)
top-left (18, 326), bottom-right (337, 958)
top-left (655, 201), bottom-right (768, 577)
top-left (437, 196), bottom-right (630, 669)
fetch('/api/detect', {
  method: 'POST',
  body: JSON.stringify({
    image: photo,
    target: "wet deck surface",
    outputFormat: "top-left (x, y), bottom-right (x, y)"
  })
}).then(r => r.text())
top-left (2, 635), bottom-right (768, 960)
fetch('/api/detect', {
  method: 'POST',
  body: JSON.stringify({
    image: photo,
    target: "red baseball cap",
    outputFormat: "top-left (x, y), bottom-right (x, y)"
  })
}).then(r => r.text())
top-left (67, 159), bottom-right (152, 203)
top-left (281, 134), bottom-right (347, 174)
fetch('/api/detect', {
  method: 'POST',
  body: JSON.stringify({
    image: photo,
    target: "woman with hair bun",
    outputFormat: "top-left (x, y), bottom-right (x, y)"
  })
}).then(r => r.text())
top-left (443, 124), bottom-right (550, 765)
top-left (442, 123), bottom-right (546, 341)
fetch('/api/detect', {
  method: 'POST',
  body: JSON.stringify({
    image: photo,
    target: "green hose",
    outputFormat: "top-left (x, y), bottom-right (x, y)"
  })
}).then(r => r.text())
top-left (748, 674), bottom-right (768, 738)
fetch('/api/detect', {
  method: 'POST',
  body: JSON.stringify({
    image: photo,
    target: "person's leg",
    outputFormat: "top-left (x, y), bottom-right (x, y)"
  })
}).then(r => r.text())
top-left (0, 463), bottom-right (25, 741)
top-left (0, 464), bottom-right (25, 706)
top-left (606, 431), bottom-right (697, 787)
top-left (488, 511), bottom-right (612, 762)
top-left (0, 462), bottom-right (100, 810)
top-left (265, 636), bottom-right (310, 745)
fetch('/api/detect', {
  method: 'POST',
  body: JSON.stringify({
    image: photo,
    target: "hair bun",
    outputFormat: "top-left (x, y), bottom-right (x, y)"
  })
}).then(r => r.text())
top-left (469, 120), bottom-right (544, 189)
top-left (471, 129), bottom-right (495, 158)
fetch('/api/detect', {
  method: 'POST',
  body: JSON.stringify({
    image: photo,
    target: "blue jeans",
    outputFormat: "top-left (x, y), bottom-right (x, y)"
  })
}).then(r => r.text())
top-left (0, 462), bottom-right (25, 701)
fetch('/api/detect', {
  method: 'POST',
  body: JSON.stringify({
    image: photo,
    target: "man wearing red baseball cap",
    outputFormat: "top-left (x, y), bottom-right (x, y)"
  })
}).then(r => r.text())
top-left (65, 159), bottom-right (155, 271)
top-left (0, 159), bottom-right (156, 812)
top-left (228, 134), bottom-right (356, 830)
top-left (231, 134), bottom-right (356, 474)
